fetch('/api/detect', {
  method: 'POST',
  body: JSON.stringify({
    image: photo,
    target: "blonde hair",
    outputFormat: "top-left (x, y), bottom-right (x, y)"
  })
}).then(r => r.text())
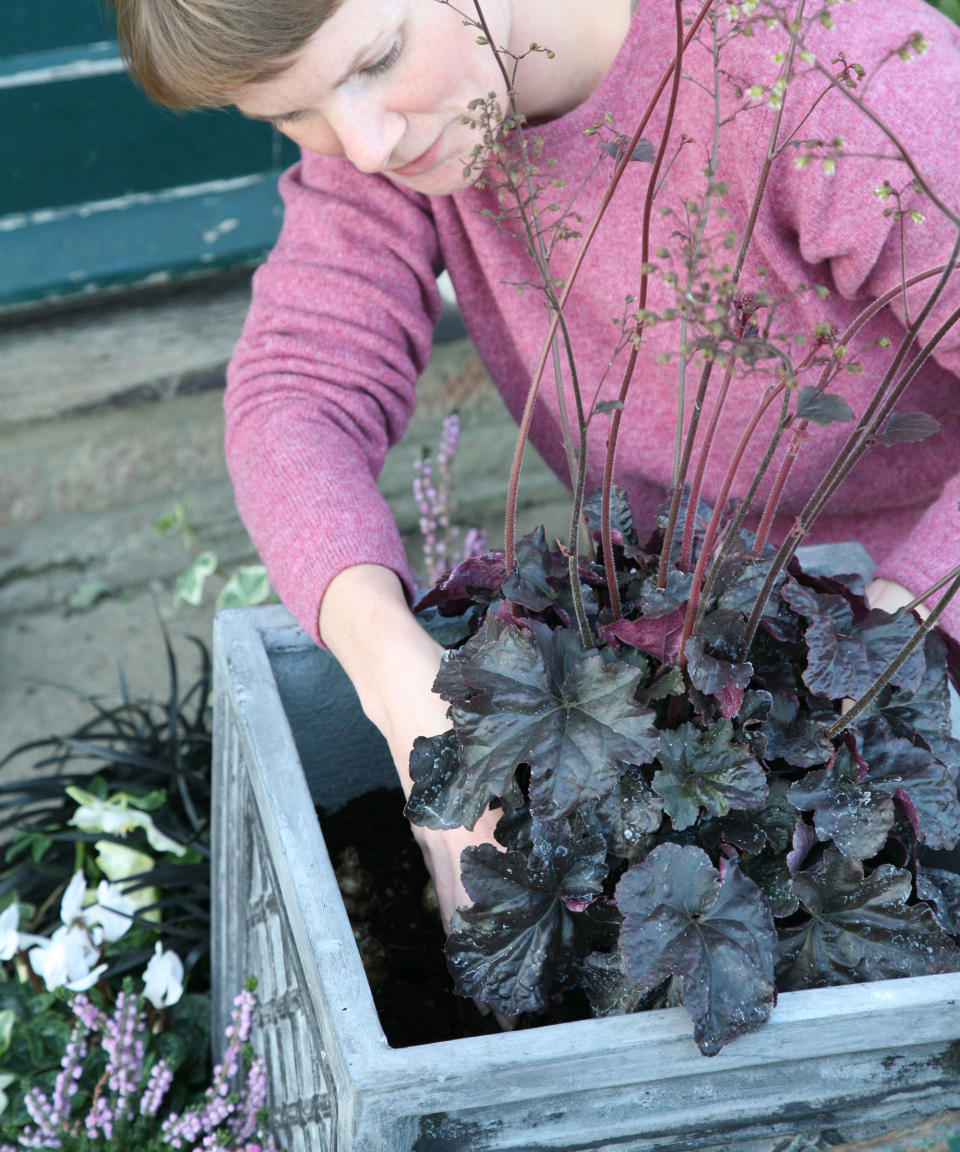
top-left (106, 0), bottom-right (341, 108)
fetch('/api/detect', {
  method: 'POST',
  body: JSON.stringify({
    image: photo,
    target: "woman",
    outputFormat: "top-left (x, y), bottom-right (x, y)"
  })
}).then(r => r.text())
top-left (110, 0), bottom-right (960, 931)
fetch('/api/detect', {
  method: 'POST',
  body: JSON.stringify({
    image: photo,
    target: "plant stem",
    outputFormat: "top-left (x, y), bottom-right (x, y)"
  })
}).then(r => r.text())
top-left (503, 0), bottom-right (715, 571)
top-left (599, 0), bottom-right (687, 620)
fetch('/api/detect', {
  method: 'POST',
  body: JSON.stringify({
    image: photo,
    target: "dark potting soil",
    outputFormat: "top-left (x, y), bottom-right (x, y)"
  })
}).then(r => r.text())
top-left (317, 786), bottom-right (590, 1048)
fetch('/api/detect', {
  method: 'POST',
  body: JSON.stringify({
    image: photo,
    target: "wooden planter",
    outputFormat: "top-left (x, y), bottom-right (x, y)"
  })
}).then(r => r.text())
top-left (211, 604), bottom-right (960, 1152)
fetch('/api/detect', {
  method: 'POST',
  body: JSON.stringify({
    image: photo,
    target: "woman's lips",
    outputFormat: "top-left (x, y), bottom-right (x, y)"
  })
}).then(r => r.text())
top-left (389, 132), bottom-right (444, 177)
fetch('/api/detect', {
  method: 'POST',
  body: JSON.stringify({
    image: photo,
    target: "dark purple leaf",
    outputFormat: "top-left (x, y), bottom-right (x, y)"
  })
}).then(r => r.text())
top-left (787, 821), bottom-right (818, 874)
top-left (787, 745), bottom-right (895, 859)
top-left (874, 411), bottom-right (940, 446)
top-left (445, 834), bottom-right (608, 1015)
top-left (526, 638), bottom-right (661, 820)
top-left (602, 608), bottom-right (685, 665)
top-left (760, 690), bottom-right (835, 768)
top-left (437, 617), bottom-right (660, 823)
top-left (583, 764), bottom-right (664, 860)
top-left (746, 852), bottom-right (799, 919)
top-left (414, 551), bottom-right (507, 616)
top-left (639, 567), bottom-right (695, 616)
top-left (617, 844), bottom-right (777, 1055)
top-left (685, 635), bottom-right (754, 719)
top-left (582, 486), bottom-right (645, 559)
top-left (916, 866), bottom-right (960, 935)
top-left (405, 730), bottom-right (490, 831)
top-left (783, 582), bottom-right (925, 699)
top-left (795, 387), bottom-right (855, 425)
top-left (579, 950), bottom-right (648, 1015)
top-left (777, 850), bottom-right (960, 989)
top-left (857, 718), bottom-right (960, 851)
top-left (652, 719), bottom-right (768, 831)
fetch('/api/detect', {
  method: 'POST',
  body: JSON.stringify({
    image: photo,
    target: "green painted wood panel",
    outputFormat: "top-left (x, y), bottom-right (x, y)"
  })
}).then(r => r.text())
top-left (0, 1), bottom-right (298, 310)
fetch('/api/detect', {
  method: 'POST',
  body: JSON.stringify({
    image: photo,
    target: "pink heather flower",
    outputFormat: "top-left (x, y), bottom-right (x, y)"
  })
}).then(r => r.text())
top-left (141, 1058), bottom-right (174, 1118)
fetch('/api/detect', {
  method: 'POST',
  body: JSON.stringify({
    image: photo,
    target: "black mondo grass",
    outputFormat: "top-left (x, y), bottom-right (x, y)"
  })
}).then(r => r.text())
top-left (0, 629), bottom-right (213, 990)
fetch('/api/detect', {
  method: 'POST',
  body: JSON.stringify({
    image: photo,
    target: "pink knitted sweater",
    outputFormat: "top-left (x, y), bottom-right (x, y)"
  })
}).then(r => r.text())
top-left (225, 0), bottom-right (960, 646)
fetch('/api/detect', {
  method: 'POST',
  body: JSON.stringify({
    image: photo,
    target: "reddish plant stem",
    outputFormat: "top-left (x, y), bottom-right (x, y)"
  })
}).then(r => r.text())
top-left (658, 0), bottom-right (808, 590)
top-left (679, 319), bottom-right (751, 569)
top-left (752, 418), bottom-right (806, 557)
top-left (503, 0), bottom-right (715, 572)
top-left (742, 293), bottom-right (960, 657)
top-left (599, 0), bottom-right (687, 621)
top-left (676, 379), bottom-right (789, 667)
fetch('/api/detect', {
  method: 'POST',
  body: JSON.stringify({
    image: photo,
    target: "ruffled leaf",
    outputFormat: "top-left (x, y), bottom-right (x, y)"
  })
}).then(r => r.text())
top-left (857, 718), bottom-right (960, 851)
top-left (787, 745), bottom-right (895, 859)
top-left (652, 720), bottom-right (768, 832)
top-left (777, 850), bottom-right (960, 989)
top-left (445, 834), bottom-right (607, 1015)
top-left (783, 582), bottom-right (925, 699)
top-left (617, 844), bottom-right (777, 1055)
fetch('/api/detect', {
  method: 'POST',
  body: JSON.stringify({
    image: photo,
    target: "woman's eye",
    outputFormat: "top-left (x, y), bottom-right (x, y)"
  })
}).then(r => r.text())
top-left (359, 39), bottom-right (402, 78)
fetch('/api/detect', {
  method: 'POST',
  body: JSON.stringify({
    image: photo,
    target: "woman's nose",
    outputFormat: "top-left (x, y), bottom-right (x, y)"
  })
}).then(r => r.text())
top-left (332, 99), bottom-right (406, 174)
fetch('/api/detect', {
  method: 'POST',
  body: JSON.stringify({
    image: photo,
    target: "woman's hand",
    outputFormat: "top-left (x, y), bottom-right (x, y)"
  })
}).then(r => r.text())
top-left (318, 565), bottom-right (502, 934)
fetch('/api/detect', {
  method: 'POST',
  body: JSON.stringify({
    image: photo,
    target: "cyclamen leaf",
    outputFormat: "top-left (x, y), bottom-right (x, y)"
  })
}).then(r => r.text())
top-left (795, 387), bottom-right (855, 425)
top-left (652, 719), bottom-right (768, 832)
top-left (445, 836), bottom-right (607, 1016)
top-left (874, 411), bottom-right (940, 446)
top-left (787, 745), bottom-right (895, 859)
top-left (617, 844), bottom-right (777, 1056)
top-left (777, 850), bottom-right (960, 990)
top-left (782, 582), bottom-right (925, 699)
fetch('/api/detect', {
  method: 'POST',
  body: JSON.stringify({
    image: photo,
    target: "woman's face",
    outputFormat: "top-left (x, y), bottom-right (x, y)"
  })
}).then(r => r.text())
top-left (232, 0), bottom-right (513, 195)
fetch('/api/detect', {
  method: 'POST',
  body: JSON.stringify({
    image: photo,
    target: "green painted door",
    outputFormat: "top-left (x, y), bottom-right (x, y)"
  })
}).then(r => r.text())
top-left (0, 1), bottom-right (298, 310)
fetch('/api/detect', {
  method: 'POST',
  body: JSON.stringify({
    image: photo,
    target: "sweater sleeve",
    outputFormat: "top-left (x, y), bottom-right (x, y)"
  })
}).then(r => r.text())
top-left (224, 152), bottom-right (443, 646)
top-left (767, 1), bottom-right (960, 635)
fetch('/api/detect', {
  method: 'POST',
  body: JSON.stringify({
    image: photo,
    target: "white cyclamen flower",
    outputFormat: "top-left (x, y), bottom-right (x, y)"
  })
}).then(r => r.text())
top-left (88, 880), bottom-right (136, 943)
top-left (0, 1071), bottom-right (15, 1117)
top-left (29, 924), bottom-right (106, 993)
top-left (0, 903), bottom-right (46, 961)
top-left (67, 787), bottom-right (186, 856)
top-left (60, 870), bottom-right (91, 928)
top-left (142, 943), bottom-right (184, 1008)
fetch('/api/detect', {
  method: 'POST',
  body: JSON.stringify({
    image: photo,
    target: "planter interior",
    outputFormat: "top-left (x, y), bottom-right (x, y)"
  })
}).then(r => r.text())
top-left (212, 603), bottom-right (960, 1152)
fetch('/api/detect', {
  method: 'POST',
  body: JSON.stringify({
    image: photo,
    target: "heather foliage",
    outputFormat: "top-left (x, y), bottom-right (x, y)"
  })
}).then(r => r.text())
top-left (406, 0), bottom-right (960, 1054)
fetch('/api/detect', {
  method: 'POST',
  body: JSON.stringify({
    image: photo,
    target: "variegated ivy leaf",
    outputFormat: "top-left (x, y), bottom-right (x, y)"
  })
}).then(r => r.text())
top-left (437, 616), bottom-right (659, 822)
top-left (651, 719), bottom-right (768, 831)
top-left (617, 843), bottom-right (777, 1056)
top-left (777, 850), bottom-right (960, 990)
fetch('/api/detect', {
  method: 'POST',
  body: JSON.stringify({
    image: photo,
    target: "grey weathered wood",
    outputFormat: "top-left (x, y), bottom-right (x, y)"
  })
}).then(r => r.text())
top-left (212, 604), bottom-right (960, 1152)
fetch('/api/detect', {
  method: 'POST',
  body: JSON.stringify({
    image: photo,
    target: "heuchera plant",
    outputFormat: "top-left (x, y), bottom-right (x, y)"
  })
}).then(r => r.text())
top-left (405, 0), bottom-right (960, 1054)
